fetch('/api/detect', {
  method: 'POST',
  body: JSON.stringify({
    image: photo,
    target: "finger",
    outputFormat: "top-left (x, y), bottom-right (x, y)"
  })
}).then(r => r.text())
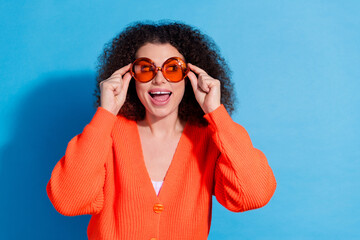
top-left (188, 63), bottom-right (207, 75)
top-left (188, 71), bottom-right (211, 93)
top-left (121, 72), bottom-right (132, 93)
top-left (101, 63), bottom-right (131, 85)
top-left (188, 63), bottom-right (211, 92)
top-left (198, 77), bottom-right (210, 93)
top-left (103, 76), bottom-right (121, 82)
top-left (112, 72), bottom-right (132, 95)
top-left (111, 63), bottom-right (131, 77)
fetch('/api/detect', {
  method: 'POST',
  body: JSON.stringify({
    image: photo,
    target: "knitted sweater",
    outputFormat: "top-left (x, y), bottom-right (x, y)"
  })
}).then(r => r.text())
top-left (46, 105), bottom-right (276, 240)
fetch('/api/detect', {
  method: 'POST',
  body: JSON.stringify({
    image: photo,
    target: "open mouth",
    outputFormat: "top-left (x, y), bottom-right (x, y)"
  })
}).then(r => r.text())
top-left (148, 91), bottom-right (172, 102)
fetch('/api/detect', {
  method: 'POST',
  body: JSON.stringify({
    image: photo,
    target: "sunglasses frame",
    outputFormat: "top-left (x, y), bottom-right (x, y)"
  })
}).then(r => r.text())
top-left (130, 57), bottom-right (190, 83)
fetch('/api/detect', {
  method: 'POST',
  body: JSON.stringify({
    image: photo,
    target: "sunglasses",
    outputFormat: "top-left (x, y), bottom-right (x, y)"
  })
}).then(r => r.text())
top-left (130, 57), bottom-right (190, 83)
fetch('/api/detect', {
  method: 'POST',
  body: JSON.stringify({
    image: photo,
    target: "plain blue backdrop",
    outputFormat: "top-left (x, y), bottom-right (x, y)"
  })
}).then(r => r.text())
top-left (0, 0), bottom-right (359, 239)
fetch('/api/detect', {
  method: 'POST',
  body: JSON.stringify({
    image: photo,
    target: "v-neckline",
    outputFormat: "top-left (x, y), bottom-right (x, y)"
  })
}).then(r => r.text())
top-left (133, 120), bottom-right (189, 201)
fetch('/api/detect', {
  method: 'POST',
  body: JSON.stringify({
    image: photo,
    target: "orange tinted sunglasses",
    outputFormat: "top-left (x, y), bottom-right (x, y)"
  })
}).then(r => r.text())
top-left (130, 57), bottom-right (190, 83)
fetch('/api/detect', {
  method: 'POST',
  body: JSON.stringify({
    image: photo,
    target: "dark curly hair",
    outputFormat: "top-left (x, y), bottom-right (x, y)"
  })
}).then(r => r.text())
top-left (94, 20), bottom-right (235, 125)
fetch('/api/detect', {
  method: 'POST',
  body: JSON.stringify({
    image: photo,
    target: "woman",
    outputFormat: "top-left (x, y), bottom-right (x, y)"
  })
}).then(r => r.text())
top-left (47, 21), bottom-right (276, 239)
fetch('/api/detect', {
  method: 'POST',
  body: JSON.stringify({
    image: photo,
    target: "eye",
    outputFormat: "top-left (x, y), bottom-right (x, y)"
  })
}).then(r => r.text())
top-left (141, 65), bottom-right (154, 72)
top-left (166, 64), bottom-right (180, 72)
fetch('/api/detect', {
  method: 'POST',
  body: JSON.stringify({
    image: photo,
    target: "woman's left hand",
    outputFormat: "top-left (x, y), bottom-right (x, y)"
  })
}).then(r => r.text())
top-left (187, 63), bottom-right (221, 114)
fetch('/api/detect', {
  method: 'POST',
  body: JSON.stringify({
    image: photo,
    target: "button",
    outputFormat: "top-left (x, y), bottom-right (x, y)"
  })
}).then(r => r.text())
top-left (153, 203), bottom-right (164, 213)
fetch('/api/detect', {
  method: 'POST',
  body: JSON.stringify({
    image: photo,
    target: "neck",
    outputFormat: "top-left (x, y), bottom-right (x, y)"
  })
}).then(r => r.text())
top-left (138, 109), bottom-right (184, 138)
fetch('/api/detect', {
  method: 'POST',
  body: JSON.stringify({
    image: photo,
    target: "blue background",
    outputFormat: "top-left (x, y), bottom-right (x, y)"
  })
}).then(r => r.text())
top-left (0, 0), bottom-right (359, 239)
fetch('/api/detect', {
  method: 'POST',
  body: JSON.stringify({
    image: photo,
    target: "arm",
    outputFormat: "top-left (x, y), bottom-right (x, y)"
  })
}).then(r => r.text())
top-left (46, 107), bottom-right (117, 216)
top-left (204, 105), bottom-right (276, 212)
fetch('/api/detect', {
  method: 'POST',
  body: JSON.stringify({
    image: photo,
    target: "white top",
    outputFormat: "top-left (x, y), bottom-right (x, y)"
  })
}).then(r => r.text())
top-left (151, 180), bottom-right (164, 196)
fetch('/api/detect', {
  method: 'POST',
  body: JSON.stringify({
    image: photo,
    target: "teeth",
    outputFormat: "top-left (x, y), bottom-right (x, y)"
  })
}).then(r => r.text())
top-left (150, 92), bottom-right (171, 95)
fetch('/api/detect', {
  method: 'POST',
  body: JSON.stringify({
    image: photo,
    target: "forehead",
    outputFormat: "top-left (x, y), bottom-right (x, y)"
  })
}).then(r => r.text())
top-left (135, 43), bottom-right (185, 64)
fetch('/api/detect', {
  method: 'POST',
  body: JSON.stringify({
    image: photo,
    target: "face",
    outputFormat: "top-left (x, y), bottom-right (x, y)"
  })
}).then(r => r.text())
top-left (134, 42), bottom-right (186, 120)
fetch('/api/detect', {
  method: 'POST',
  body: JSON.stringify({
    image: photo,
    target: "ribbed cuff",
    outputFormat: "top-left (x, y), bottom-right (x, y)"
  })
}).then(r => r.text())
top-left (88, 107), bottom-right (118, 136)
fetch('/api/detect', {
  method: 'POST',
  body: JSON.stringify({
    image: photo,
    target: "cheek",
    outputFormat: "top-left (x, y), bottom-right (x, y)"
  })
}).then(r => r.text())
top-left (175, 82), bottom-right (186, 100)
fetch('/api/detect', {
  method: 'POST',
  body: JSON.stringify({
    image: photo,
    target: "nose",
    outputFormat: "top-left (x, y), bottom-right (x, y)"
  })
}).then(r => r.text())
top-left (152, 67), bottom-right (166, 84)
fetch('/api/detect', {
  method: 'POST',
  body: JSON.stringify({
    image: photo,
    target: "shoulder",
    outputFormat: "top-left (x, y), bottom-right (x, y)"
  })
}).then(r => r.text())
top-left (116, 114), bottom-right (134, 124)
top-left (111, 114), bottom-right (136, 136)
top-left (185, 120), bottom-right (213, 142)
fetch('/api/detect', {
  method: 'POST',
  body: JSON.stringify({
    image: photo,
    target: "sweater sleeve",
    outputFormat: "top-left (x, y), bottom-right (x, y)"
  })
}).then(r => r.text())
top-left (46, 107), bottom-right (117, 216)
top-left (204, 105), bottom-right (276, 212)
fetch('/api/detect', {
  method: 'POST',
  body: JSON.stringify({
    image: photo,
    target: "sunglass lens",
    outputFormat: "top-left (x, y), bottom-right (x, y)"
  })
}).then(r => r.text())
top-left (133, 60), bottom-right (155, 82)
top-left (163, 59), bottom-right (186, 82)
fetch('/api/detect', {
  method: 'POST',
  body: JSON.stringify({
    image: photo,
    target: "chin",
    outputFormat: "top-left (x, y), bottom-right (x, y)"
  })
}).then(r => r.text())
top-left (146, 106), bottom-right (178, 119)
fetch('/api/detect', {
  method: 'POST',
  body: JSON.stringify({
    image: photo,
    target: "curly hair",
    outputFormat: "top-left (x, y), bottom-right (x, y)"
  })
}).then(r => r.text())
top-left (94, 20), bottom-right (235, 125)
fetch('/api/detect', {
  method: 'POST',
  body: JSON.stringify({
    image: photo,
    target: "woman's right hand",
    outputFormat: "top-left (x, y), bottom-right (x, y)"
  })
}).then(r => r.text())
top-left (100, 63), bottom-right (132, 115)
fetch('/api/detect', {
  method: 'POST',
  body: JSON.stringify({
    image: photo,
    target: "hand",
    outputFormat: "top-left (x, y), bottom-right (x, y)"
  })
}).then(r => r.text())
top-left (100, 63), bottom-right (132, 115)
top-left (187, 63), bottom-right (221, 114)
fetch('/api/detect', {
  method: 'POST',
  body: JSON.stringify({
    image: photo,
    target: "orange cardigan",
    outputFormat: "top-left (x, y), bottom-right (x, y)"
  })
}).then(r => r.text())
top-left (47, 105), bottom-right (276, 239)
